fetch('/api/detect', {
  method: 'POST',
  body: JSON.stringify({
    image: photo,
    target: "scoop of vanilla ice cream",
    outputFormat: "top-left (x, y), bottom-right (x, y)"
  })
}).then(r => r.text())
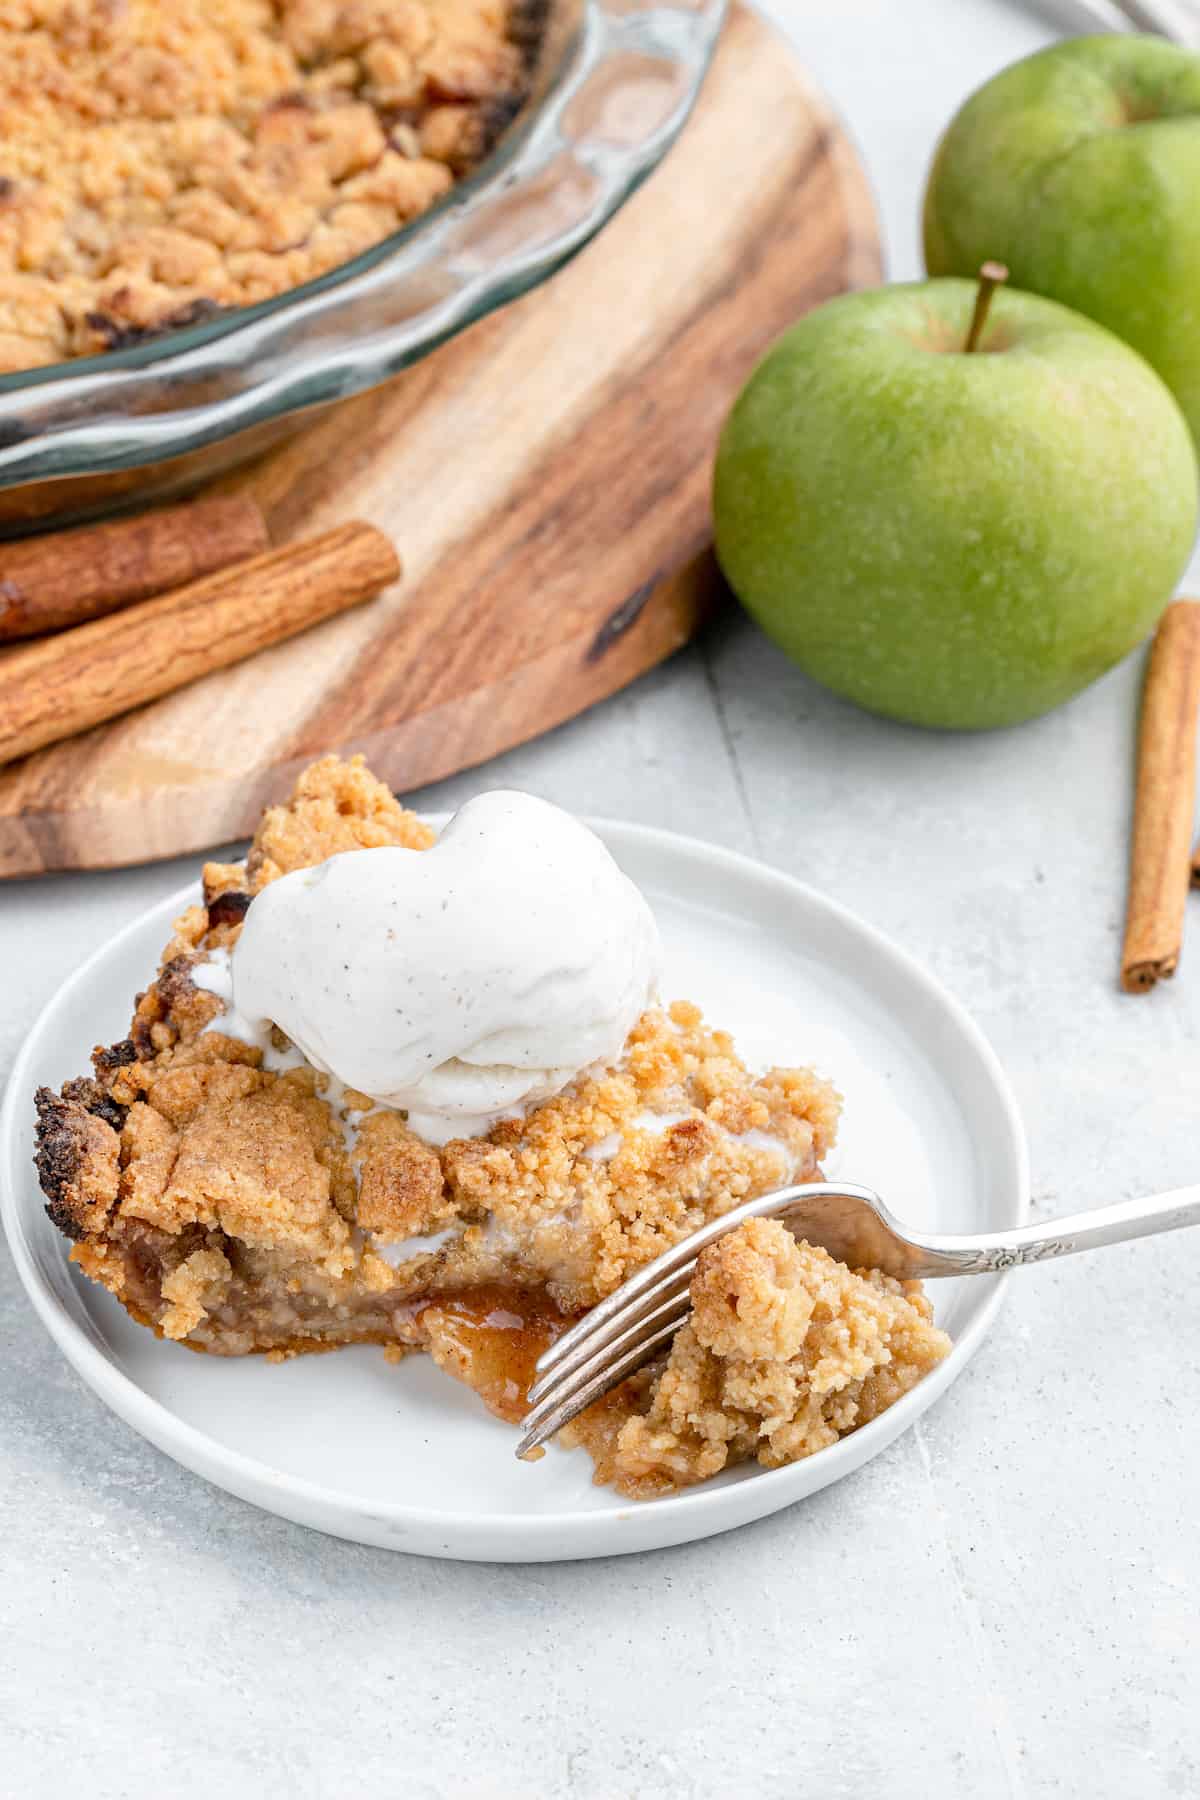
top-left (229, 791), bottom-right (661, 1142)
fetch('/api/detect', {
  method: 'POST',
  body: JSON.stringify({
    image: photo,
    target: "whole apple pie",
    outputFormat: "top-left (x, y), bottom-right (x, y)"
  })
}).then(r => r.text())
top-left (0, 0), bottom-right (547, 372)
top-left (34, 754), bottom-right (950, 1497)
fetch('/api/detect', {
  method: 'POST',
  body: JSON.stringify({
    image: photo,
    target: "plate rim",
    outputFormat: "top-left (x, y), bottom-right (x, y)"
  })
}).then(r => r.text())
top-left (2, 818), bottom-right (1029, 1557)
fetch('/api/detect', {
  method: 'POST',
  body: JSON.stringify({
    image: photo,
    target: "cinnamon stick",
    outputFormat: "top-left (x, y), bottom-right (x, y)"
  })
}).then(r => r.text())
top-left (0, 521), bottom-right (399, 766)
top-left (0, 496), bottom-right (270, 641)
top-left (1120, 600), bottom-right (1200, 993)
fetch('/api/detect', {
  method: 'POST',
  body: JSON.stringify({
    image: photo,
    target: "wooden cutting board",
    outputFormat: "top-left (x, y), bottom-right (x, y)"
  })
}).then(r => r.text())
top-left (0, 4), bottom-right (880, 879)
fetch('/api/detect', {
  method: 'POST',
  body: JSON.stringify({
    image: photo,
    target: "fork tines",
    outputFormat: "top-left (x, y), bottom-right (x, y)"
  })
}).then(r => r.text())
top-left (515, 1181), bottom-right (869, 1460)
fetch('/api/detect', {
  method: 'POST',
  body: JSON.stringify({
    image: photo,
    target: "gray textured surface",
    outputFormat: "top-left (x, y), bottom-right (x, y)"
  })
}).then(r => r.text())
top-left (3, 3), bottom-right (1198, 1795)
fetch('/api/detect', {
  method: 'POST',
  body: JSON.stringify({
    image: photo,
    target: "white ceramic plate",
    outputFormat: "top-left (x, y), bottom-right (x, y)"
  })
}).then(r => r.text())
top-left (2, 823), bottom-right (1027, 1561)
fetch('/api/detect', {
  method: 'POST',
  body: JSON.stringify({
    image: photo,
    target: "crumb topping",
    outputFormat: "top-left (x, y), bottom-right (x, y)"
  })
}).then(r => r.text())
top-left (243, 752), bottom-right (436, 886)
top-left (568, 1218), bottom-right (952, 1497)
top-left (0, 0), bottom-right (542, 371)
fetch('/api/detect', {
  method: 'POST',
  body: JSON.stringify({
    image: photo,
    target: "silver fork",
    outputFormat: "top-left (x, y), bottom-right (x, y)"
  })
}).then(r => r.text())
top-left (515, 1178), bottom-right (1200, 1458)
top-left (1035, 0), bottom-right (1200, 45)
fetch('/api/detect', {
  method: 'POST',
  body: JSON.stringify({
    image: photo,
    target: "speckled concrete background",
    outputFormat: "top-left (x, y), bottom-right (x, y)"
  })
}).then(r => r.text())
top-left (3, 3), bottom-right (1198, 1795)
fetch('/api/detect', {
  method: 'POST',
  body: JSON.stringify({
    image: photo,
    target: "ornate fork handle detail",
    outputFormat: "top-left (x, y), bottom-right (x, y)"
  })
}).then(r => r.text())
top-left (980, 1239), bottom-right (1076, 1270)
top-left (909, 1187), bottom-right (1200, 1279)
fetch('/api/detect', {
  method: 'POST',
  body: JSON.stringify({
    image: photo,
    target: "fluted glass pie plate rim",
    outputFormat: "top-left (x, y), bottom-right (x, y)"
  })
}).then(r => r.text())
top-left (1, 819), bottom-right (1027, 1562)
top-left (0, 0), bottom-right (727, 518)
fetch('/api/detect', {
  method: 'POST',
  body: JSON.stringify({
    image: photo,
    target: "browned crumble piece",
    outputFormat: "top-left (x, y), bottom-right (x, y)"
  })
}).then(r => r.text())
top-left (34, 1087), bottom-right (120, 1241)
top-left (355, 1111), bottom-right (450, 1239)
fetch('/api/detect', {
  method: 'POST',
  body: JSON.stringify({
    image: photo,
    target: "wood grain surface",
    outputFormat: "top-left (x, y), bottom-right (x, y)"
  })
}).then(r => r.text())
top-left (0, 4), bottom-right (880, 878)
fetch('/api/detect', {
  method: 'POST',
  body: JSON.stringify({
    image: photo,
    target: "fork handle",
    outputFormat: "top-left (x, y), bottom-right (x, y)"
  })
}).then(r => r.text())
top-left (1034, 0), bottom-right (1200, 44)
top-left (912, 1184), bottom-right (1200, 1276)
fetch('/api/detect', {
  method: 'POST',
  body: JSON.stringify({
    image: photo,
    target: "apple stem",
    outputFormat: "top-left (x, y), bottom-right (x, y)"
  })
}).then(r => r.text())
top-left (965, 262), bottom-right (1009, 353)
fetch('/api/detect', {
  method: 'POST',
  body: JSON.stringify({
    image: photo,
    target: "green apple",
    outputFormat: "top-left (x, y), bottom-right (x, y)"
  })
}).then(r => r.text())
top-left (712, 277), bottom-right (1198, 730)
top-left (924, 35), bottom-right (1200, 445)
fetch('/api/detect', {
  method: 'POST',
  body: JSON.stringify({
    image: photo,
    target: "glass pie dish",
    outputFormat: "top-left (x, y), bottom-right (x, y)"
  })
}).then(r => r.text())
top-left (0, 0), bottom-right (726, 535)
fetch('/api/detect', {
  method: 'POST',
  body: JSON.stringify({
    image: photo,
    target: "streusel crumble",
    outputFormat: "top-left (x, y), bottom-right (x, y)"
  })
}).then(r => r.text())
top-left (34, 752), bottom-right (950, 1496)
top-left (573, 1219), bottom-right (951, 1498)
top-left (0, 0), bottom-right (546, 371)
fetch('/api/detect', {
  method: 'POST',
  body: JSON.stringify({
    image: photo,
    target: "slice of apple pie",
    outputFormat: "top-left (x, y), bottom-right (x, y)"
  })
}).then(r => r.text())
top-left (34, 753), bottom-right (949, 1497)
